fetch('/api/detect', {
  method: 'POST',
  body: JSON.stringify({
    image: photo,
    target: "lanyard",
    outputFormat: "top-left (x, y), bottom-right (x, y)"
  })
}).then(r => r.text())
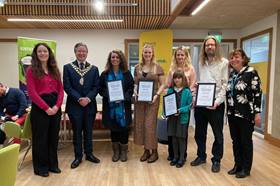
top-left (230, 74), bottom-right (239, 97)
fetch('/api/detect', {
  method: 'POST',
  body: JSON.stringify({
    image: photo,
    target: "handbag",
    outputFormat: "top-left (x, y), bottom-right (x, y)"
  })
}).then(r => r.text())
top-left (156, 118), bottom-right (168, 144)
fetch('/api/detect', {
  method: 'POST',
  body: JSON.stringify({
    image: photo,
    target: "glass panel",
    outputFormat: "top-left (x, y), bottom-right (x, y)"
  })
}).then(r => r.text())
top-left (242, 33), bottom-right (270, 134)
top-left (128, 43), bottom-right (139, 77)
top-left (192, 45), bottom-right (201, 78)
top-left (221, 44), bottom-right (229, 59)
top-left (243, 33), bottom-right (269, 64)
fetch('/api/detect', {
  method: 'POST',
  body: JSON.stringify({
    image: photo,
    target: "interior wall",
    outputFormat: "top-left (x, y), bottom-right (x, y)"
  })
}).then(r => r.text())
top-left (0, 28), bottom-right (239, 87)
top-left (240, 13), bottom-right (278, 135)
top-left (271, 11), bottom-right (280, 139)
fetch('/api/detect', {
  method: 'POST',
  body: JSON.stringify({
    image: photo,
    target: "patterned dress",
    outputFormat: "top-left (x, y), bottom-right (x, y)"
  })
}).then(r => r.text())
top-left (133, 64), bottom-right (164, 149)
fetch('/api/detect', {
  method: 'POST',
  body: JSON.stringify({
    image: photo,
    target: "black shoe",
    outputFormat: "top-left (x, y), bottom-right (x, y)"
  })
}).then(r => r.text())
top-left (167, 156), bottom-right (173, 161)
top-left (211, 161), bottom-right (220, 173)
top-left (35, 171), bottom-right (49, 177)
top-left (49, 167), bottom-right (61, 174)
top-left (86, 154), bottom-right (100, 163)
top-left (176, 160), bottom-right (184, 168)
top-left (236, 170), bottom-right (250, 178)
top-left (190, 157), bottom-right (206, 166)
top-left (71, 159), bottom-right (82, 169)
top-left (228, 165), bottom-right (241, 175)
top-left (170, 159), bottom-right (178, 166)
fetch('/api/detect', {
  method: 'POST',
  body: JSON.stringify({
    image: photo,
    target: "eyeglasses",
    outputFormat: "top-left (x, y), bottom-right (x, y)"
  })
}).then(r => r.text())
top-left (205, 44), bottom-right (215, 47)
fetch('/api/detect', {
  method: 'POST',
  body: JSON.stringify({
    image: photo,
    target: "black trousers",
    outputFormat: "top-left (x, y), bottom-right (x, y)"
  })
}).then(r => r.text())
top-left (111, 128), bottom-right (129, 144)
top-left (31, 94), bottom-right (61, 174)
top-left (228, 115), bottom-right (254, 172)
top-left (168, 129), bottom-right (189, 159)
top-left (68, 110), bottom-right (95, 160)
top-left (194, 103), bottom-right (225, 163)
top-left (172, 136), bottom-right (186, 162)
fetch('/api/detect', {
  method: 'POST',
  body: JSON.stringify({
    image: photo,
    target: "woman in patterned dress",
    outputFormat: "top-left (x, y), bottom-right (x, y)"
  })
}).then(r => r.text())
top-left (226, 48), bottom-right (262, 178)
top-left (133, 44), bottom-right (166, 163)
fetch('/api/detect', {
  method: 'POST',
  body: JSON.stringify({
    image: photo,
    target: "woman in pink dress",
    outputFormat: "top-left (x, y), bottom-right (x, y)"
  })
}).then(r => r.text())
top-left (165, 46), bottom-right (197, 161)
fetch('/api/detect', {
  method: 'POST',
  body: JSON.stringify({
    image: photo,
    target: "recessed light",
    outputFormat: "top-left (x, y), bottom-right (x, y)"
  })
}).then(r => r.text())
top-left (7, 18), bottom-right (123, 23)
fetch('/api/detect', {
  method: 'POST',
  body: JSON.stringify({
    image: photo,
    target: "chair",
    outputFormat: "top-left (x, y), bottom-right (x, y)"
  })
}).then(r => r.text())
top-left (0, 144), bottom-right (20, 186)
top-left (4, 113), bottom-right (32, 170)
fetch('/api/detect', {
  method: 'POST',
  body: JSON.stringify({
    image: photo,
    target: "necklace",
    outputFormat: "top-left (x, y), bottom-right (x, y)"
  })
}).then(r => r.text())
top-left (70, 62), bottom-right (92, 85)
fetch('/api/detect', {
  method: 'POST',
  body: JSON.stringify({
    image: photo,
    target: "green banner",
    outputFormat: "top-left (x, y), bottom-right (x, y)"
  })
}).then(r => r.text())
top-left (17, 37), bottom-right (56, 103)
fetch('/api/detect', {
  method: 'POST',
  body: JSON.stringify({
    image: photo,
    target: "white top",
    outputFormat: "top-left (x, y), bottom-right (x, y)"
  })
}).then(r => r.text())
top-left (198, 57), bottom-right (228, 105)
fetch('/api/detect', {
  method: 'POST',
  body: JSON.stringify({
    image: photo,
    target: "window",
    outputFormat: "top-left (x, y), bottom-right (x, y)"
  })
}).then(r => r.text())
top-left (243, 33), bottom-right (269, 64)
top-left (241, 29), bottom-right (272, 134)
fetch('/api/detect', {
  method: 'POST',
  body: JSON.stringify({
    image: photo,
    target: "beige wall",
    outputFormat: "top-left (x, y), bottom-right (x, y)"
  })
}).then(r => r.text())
top-left (0, 28), bottom-right (239, 87)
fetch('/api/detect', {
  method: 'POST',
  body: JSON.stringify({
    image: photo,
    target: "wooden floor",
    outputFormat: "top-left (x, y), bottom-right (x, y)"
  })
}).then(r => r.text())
top-left (15, 126), bottom-right (280, 186)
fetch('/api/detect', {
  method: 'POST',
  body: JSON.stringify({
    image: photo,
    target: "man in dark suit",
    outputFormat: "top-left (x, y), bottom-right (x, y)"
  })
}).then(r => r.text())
top-left (63, 43), bottom-right (100, 169)
top-left (0, 82), bottom-right (28, 144)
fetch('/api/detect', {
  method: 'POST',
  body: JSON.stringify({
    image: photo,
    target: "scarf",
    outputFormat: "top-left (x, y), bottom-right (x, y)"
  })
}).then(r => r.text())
top-left (107, 70), bottom-right (126, 127)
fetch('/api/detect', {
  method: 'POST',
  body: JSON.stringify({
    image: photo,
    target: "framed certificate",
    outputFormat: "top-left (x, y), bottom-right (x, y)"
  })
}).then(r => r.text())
top-left (107, 80), bottom-right (124, 102)
top-left (195, 83), bottom-right (216, 107)
top-left (163, 93), bottom-right (178, 117)
top-left (137, 80), bottom-right (154, 102)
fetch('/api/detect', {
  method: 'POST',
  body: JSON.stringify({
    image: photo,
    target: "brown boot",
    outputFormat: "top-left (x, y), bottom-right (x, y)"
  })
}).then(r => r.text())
top-left (120, 143), bottom-right (128, 162)
top-left (140, 149), bottom-right (150, 162)
top-left (112, 142), bottom-right (120, 162)
top-left (147, 149), bottom-right (158, 163)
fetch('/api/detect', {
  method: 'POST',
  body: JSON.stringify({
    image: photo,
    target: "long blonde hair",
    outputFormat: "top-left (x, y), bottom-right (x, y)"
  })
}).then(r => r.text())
top-left (170, 46), bottom-right (192, 71)
top-left (139, 44), bottom-right (157, 73)
top-left (199, 35), bottom-right (223, 65)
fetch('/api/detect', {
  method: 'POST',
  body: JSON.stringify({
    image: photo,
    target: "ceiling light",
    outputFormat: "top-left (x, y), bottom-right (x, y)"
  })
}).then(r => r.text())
top-left (191, 0), bottom-right (211, 16)
top-left (7, 18), bottom-right (123, 23)
top-left (94, 0), bottom-right (104, 12)
top-left (0, 0), bottom-right (6, 7)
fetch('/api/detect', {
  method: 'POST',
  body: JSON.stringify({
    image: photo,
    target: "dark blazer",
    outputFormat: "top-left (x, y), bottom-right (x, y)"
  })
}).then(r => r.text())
top-left (63, 60), bottom-right (99, 115)
top-left (0, 88), bottom-right (27, 117)
top-left (99, 70), bottom-right (134, 130)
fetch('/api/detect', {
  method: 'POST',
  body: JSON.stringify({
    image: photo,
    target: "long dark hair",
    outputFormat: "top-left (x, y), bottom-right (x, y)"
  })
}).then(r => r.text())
top-left (171, 70), bottom-right (189, 88)
top-left (31, 43), bottom-right (61, 80)
top-left (105, 49), bottom-right (128, 72)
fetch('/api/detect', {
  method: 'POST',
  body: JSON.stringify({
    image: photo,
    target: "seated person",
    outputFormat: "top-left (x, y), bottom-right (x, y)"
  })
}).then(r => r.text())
top-left (0, 82), bottom-right (28, 144)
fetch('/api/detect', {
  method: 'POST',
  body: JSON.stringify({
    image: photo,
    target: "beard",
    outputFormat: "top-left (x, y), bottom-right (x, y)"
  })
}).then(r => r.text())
top-left (206, 49), bottom-right (215, 58)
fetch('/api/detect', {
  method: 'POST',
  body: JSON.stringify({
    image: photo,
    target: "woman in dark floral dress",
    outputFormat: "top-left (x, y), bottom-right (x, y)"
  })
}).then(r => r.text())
top-left (226, 48), bottom-right (262, 178)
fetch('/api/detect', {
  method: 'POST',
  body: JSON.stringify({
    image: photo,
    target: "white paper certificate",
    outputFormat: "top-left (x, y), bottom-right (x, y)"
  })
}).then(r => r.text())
top-left (137, 80), bottom-right (154, 102)
top-left (195, 83), bottom-right (216, 107)
top-left (163, 93), bottom-right (177, 117)
top-left (107, 80), bottom-right (124, 102)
